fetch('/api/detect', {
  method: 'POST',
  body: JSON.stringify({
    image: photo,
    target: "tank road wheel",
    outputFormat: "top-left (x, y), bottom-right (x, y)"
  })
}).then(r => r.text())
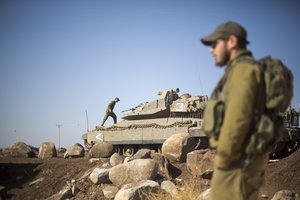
top-left (113, 145), bottom-right (122, 155)
top-left (123, 145), bottom-right (136, 157)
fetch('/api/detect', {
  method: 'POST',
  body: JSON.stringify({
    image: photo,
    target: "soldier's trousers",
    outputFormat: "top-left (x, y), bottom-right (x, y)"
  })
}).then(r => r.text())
top-left (101, 112), bottom-right (117, 126)
top-left (210, 153), bottom-right (269, 200)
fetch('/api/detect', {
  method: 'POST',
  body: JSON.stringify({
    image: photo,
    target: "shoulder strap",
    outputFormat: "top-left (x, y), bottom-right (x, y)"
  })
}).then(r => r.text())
top-left (235, 56), bottom-right (266, 116)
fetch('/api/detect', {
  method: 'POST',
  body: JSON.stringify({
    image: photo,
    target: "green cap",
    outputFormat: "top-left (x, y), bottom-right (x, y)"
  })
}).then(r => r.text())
top-left (201, 21), bottom-right (249, 46)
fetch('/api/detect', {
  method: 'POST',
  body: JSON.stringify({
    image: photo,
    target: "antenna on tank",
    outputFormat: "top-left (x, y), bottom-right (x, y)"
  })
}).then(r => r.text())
top-left (86, 110), bottom-right (89, 132)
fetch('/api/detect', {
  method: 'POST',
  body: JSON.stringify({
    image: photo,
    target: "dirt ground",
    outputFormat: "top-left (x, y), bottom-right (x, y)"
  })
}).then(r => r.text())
top-left (0, 150), bottom-right (299, 200)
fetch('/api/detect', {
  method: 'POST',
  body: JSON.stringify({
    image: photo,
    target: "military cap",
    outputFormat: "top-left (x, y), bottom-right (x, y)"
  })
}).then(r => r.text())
top-left (201, 21), bottom-right (249, 46)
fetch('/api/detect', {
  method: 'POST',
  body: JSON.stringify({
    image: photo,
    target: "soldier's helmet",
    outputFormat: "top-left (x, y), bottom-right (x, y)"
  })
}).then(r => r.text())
top-left (115, 97), bottom-right (120, 102)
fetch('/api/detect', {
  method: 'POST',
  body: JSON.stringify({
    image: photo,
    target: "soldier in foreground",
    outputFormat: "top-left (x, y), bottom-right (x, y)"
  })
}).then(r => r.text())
top-left (201, 21), bottom-right (292, 200)
top-left (101, 97), bottom-right (120, 126)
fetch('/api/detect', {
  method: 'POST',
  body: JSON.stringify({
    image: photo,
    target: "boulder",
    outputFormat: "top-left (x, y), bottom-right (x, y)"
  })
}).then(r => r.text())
top-left (64, 143), bottom-right (84, 158)
top-left (271, 190), bottom-right (295, 200)
top-left (114, 180), bottom-right (159, 200)
top-left (38, 142), bottom-right (57, 158)
top-left (186, 150), bottom-right (215, 178)
top-left (151, 152), bottom-right (172, 179)
top-left (46, 180), bottom-right (78, 200)
top-left (161, 180), bottom-right (178, 198)
top-left (197, 188), bottom-right (211, 200)
top-left (11, 142), bottom-right (36, 158)
top-left (109, 159), bottom-right (158, 188)
top-left (110, 153), bottom-right (124, 166)
top-left (102, 185), bottom-right (119, 199)
top-left (89, 167), bottom-right (110, 184)
top-left (162, 132), bottom-right (197, 162)
top-left (133, 149), bottom-right (152, 159)
top-left (90, 142), bottom-right (114, 158)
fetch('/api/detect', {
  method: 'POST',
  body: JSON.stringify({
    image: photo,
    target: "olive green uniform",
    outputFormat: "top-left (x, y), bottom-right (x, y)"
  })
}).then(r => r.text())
top-left (208, 50), bottom-right (269, 200)
top-left (101, 100), bottom-right (117, 126)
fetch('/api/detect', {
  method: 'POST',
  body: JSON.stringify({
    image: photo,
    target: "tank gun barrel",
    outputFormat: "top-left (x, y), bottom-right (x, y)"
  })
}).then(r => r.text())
top-left (121, 108), bottom-right (135, 113)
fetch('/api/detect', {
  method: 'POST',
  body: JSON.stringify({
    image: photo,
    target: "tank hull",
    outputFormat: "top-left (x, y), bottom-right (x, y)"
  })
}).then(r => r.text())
top-left (82, 117), bottom-right (208, 155)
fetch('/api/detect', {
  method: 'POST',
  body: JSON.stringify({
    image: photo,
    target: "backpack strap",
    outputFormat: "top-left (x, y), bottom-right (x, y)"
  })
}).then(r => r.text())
top-left (234, 56), bottom-right (266, 116)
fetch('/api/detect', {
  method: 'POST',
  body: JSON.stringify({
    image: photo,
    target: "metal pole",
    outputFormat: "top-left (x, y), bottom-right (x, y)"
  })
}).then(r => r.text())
top-left (56, 124), bottom-right (63, 148)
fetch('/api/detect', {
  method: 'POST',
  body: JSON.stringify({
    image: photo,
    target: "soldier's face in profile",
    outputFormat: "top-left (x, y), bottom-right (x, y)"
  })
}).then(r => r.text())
top-left (210, 39), bottom-right (230, 67)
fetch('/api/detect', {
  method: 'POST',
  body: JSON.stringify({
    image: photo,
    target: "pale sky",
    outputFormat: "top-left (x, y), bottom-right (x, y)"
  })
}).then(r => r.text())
top-left (1, 0), bottom-right (299, 148)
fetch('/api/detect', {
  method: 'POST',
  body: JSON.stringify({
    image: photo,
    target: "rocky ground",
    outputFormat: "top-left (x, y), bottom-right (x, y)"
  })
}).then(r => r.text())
top-left (0, 148), bottom-right (299, 200)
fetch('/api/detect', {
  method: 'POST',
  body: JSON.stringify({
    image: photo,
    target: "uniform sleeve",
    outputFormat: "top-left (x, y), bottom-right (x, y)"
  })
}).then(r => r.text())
top-left (215, 62), bottom-right (261, 170)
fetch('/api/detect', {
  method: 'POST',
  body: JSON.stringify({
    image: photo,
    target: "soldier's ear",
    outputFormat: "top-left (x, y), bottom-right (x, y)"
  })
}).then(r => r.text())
top-left (227, 35), bottom-right (238, 50)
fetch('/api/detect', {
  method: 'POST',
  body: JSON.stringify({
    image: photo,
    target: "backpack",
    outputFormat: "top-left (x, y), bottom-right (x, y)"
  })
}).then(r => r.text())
top-left (259, 56), bottom-right (293, 112)
top-left (245, 56), bottom-right (293, 155)
top-left (203, 56), bottom-right (294, 155)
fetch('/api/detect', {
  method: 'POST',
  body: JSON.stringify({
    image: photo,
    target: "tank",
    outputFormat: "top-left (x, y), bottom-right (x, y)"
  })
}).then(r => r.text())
top-left (82, 88), bottom-right (209, 156)
top-left (272, 106), bottom-right (300, 158)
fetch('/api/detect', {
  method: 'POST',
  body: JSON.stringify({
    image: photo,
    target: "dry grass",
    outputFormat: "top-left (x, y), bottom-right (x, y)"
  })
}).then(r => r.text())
top-left (147, 179), bottom-right (208, 200)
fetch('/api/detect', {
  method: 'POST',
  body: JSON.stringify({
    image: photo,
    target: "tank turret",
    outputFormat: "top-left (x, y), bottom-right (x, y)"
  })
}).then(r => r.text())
top-left (122, 88), bottom-right (208, 120)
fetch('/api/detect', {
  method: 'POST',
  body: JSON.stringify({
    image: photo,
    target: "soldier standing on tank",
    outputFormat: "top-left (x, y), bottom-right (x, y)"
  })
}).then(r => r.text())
top-left (101, 97), bottom-right (120, 126)
top-left (201, 22), bottom-right (269, 200)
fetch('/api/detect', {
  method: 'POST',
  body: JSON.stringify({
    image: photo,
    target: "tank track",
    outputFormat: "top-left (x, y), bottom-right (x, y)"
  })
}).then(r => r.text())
top-left (96, 120), bottom-right (195, 131)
